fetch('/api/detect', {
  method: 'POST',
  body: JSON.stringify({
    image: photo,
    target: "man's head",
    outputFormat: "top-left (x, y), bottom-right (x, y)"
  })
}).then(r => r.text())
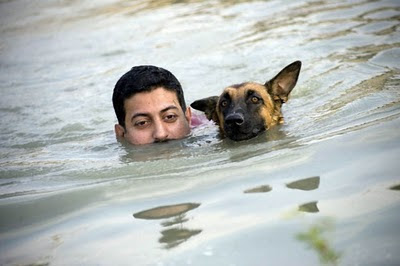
top-left (112, 65), bottom-right (191, 145)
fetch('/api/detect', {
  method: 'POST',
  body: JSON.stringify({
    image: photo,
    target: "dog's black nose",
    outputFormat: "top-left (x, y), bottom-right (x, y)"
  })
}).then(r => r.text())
top-left (225, 113), bottom-right (244, 126)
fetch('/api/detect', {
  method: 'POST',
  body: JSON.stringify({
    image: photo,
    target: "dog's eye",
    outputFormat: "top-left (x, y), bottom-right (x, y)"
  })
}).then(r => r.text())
top-left (251, 96), bottom-right (260, 104)
top-left (221, 100), bottom-right (228, 107)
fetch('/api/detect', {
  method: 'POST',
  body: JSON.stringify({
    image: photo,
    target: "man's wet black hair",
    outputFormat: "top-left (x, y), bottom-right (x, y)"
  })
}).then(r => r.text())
top-left (112, 65), bottom-right (187, 128)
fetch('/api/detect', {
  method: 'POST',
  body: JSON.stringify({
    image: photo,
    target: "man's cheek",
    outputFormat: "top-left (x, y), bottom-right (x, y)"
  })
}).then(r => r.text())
top-left (125, 130), bottom-right (146, 145)
top-left (174, 123), bottom-right (190, 138)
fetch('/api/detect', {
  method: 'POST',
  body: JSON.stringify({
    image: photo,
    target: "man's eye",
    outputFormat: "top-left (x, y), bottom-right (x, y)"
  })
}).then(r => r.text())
top-left (134, 120), bottom-right (150, 127)
top-left (164, 114), bottom-right (178, 122)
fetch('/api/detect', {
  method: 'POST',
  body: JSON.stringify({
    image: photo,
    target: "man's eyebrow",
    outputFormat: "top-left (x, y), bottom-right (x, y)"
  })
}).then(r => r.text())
top-left (131, 112), bottom-right (150, 120)
top-left (131, 106), bottom-right (179, 121)
top-left (160, 105), bottom-right (179, 113)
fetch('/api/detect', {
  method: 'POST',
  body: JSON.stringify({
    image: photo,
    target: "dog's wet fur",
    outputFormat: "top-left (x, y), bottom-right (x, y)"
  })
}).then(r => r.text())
top-left (191, 61), bottom-right (301, 141)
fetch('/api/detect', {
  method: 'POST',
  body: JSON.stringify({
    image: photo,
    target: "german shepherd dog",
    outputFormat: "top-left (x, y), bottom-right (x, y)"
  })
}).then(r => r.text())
top-left (190, 61), bottom-right (301, 141)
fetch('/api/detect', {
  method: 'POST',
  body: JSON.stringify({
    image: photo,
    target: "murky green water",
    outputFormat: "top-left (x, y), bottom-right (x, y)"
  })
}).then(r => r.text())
top-left (1, 0), bottom-right (399, 265)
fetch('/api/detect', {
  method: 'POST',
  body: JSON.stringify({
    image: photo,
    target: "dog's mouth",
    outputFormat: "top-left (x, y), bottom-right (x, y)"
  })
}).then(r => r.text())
top-left (224, 125), bottom-right (265, 141)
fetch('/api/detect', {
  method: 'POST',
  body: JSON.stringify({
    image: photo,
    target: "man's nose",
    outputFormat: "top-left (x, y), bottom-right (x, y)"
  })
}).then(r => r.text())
top-left (153, 121), bottom-right (169, 142)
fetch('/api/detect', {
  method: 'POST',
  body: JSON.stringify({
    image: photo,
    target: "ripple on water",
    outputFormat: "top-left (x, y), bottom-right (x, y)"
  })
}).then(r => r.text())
top-left (0, 1), bottom-right (400, 264)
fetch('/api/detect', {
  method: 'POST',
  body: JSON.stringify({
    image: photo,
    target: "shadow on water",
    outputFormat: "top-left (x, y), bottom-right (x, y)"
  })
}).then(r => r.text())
top-left (299, 201), bottom-right (320, 213)
top-left (243, 176), bottom-right (321, 214)
top-left (244, 185), bottom-right (272, 194)
top-left (243, 176), bottom-right (320, 195)
top-left (288, 177), bottom-right (320, 213)
top-left (133, 176), bottom-right (323, 250)
top-left (389, 184), bottom-right (400, 191)
top-left (133, 203), bottom-right (202, 249)
top-left (159, 227), bottom-right (202, 249)
top-left (286, 176), bottom-right (320, 191)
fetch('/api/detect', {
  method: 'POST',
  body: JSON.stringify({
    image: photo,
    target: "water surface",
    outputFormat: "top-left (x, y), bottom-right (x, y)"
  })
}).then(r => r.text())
top-left (0, 0), bottom-right (399, 265)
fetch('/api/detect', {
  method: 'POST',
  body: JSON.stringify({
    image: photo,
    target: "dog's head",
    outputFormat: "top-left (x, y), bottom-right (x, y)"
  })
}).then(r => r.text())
top-left (191, 61), bottom-right (301, 141)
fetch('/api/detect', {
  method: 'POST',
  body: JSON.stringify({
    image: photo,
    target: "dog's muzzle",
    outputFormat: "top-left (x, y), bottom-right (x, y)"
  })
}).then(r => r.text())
top-left (223, 111), bottom-right (266, 141)
top-left (225, 113), bottom-right (244, 126)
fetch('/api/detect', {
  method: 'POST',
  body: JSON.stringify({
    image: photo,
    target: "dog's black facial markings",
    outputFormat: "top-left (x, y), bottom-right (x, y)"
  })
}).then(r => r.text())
top-left (190, 61), bottom-right (301, 141)
top-left (245, 90), bottom-right (264, 105)
top-left (219, 92), bottom-right (231, 109)
top-left (221, 90), bottom-right (266, 141)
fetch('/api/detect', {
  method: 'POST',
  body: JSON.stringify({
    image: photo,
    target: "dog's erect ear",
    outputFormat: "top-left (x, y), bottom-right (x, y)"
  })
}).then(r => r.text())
top-left (265, 61), bottom-right (301, 103)
top-left (190, 96), bottom-right (219, 122)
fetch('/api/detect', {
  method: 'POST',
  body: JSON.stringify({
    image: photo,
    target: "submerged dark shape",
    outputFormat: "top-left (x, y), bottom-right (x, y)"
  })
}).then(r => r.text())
top-left (133, 203), bottom-right (200, 220)
top-left (161, 215), bottom-right (189, 227)
top-left (244, 185), bottom-right (272, 193)
top-left (286, 176), bottom-right (320, 191)
top-left (159, 228), bottom-right (202, 249)
top-left (299, 201), bottom-right (319, 213)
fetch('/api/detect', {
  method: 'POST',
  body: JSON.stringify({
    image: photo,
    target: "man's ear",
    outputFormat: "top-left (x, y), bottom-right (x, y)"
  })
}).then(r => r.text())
top-left (114, 124), bottom-right (125, 138)
top-left (265, 61), bottom-right (301, 104)
top-left (190, 96), bottom-right (219, 122)
top-left (184, 106), bottom-right (192, 125)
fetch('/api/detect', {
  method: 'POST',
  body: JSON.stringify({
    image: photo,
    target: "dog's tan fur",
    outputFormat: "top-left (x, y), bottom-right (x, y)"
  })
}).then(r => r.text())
top-left (191, 61), bottom-right (301, 141)
top-left (218, 82), bottom-right (280, 133)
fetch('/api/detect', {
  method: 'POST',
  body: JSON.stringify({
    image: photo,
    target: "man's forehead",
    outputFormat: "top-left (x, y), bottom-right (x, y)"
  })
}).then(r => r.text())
top-left (125, 88), bottom-right (181, 115)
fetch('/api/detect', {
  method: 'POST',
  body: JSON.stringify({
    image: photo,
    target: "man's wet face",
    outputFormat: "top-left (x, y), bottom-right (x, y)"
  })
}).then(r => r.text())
top-left (115, 87), bottom-right (191, 145)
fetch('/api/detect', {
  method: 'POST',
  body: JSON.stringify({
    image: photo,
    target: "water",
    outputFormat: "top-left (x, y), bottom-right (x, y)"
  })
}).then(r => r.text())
top-left (0, 0), bottom-right (399, 265)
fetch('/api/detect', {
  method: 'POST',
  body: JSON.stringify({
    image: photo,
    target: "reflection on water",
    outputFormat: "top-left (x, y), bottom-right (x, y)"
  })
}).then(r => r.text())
top-left (133, 203), bottom-right (200, 219)
top-left (244, 185), bottom-right (272, 194)
top-left (161, 214), bottom-right (190, 227)
top-left (133, 203), bottom-right (201, 249)
top-left (159, 228), bottom-right (202, 250)
top-left (299, 201), bottom-right (319, 213)
top-left (389, 184), bottom-right (400, 190)
top-left (0, 0), bottom-right (399, 264)
top-left (296, 219), bottom-right (341, 266)
top-left (243, 176), bottom-right (321, 196)
top-left (244, 176), bottom-right (321, 194)
top-left (286, 176), bottom-right (320, 191)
